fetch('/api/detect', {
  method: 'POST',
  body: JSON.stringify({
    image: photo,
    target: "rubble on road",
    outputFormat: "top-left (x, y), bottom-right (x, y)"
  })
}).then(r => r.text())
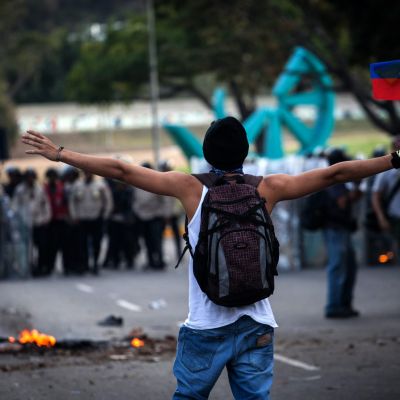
top-left (0, 328), bottom-right (177, 373)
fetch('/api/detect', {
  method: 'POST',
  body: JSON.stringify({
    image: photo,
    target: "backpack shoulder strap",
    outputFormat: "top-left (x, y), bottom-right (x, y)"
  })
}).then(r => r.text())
top-left (192, 173), bottom-right (220, 188)
top-left (174, 215), bottom-right (193, 269)
top-left (243, 174), bottom-right (263, 188)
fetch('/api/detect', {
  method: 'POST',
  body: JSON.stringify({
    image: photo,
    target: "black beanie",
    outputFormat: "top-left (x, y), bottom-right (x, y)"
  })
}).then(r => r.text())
top-left (202, 116), bottom-right (249, 170)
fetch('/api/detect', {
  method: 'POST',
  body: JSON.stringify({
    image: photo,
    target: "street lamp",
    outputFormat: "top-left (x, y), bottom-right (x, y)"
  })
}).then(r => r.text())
top-left (146, 0), bottom-right (161, 168)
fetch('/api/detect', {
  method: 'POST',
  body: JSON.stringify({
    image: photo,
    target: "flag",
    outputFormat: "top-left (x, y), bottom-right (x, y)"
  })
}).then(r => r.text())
top-left (370, 60), bottom-right (400, 100)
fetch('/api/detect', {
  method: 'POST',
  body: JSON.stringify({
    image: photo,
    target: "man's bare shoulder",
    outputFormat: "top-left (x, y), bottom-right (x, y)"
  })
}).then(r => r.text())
top-left (258, 173), bottom-right (291, 194)
top-left (258, 174), bottom-right (291, 209)
top-left (167, 171), bottom-right (203, 219)
top-left (167, 171), bottom-right (201, 188)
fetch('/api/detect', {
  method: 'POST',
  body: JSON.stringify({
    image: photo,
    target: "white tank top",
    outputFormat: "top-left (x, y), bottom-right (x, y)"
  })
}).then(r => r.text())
top-left (184, 186), bottom-right (278, 330)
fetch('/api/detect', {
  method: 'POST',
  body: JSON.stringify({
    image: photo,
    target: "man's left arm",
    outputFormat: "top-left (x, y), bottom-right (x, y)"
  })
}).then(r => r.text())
top-left (265, 155), bottom-right (393, 203)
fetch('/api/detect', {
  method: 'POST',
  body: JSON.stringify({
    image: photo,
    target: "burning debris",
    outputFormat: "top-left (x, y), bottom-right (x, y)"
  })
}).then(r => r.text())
top-left (378, 251), bottom-right (394, 264)
top-left (0, 326), bottom-right (177, 371)
top-left (131, 337), bottom-right (145, 348)
top-left (8, 329), bottom-right (56, 348)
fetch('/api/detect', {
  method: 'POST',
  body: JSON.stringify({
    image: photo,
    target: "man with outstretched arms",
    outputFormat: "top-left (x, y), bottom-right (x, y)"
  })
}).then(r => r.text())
top-left (22, 117), bottom-right (397, 399)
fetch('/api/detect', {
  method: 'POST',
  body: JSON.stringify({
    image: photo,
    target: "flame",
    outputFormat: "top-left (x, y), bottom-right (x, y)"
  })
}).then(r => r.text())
top-left (131, 337), bottom-right (145, 348)
top-left (379, 254), bottom-right (389, 263)
top-left (8, 329), bottom-right (56, 348)
top-left (378, 251), bottom-right (394, 264)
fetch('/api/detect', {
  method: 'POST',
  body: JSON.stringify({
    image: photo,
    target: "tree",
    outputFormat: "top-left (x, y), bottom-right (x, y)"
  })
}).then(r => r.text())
top-left (4, 0), bottom-right (397, 142)
top-left (0, 0), bottom-right (143, 144)
top-left (4, 0), bottom-right (143, 103)
top-left (67, 1), bottom-right (297, 115)
top-left (294, 0), bottom-right (400, 136)
top-left (67, 17), bottom-right (150, 103)
top-left (67, 0), bottom-right (400, 139)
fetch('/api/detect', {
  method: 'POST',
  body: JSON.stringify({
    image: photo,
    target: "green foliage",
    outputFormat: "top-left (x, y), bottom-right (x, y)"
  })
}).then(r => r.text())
top-left (301, 0), bottom-right (400, 65)
top-left (1, 0), bottom-right (400, 137)
top-left (67, 0), bottom-right (302, 112)
top-left (67, 17), bottom-right (149, 103)
top-left (157, 0), bottom-right (298, 85)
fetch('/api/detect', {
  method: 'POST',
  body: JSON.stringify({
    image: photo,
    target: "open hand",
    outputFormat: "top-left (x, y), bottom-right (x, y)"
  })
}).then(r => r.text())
top-left (22, 130), bottom-right (59, 161)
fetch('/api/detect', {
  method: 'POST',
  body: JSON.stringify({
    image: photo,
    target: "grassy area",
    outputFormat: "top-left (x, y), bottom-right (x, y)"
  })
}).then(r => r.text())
top-left (328, 119), bottom-right (391, 157)
top-left (282, 119), bottom-right (391, 157)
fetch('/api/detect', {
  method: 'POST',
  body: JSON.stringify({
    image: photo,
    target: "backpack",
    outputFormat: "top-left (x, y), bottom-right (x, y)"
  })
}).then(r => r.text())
top-left (178, 173), bottom-right (280, 307)
top-left (300, 190), bottom-right (329, 231)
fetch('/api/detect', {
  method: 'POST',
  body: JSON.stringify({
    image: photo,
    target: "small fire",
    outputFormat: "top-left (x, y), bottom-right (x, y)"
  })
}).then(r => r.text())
top-left (131, 337), bottom-right (145, 348)
top-left (8, 329), bottom-right (56, 348)
top-left (379, 254), bottom-right (389, 263)
top-left (378, 251), bottom-right (394, 264)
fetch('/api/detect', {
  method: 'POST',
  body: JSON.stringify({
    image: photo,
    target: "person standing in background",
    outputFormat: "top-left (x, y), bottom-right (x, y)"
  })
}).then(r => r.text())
top-left (61, 167), bottom-right (81, 274)
top-left (372, 137), bottom-right (400, 263)
top-left (363, 147), bottom-right (393, 265)
top-left (323, 149), bottom-right (362, 318)
top-left (104, 178), bottom-right (137, 269)
top-left (159, 161), bottom-right (183, 262)
top-left (12, 168), bottom-right (51, 277)
top-left (3, 166), bottom-right (22, 199)
top-left (133, 162), bottom-right (166, 270)
top-left (69, 171), bottom-right (113, 274)
top-left (44, 168), bottom-right (69, 275)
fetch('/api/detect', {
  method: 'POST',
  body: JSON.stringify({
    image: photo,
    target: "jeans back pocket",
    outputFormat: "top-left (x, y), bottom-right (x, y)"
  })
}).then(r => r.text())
top-left (246, 326), bottom-right (274, 372)
top-left (181, 329), bottom-right (225, 373)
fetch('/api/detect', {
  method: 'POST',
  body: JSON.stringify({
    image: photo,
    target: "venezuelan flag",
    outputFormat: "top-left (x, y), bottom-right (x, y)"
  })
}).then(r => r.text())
top-left (370, 60), bottom-right (400, 100)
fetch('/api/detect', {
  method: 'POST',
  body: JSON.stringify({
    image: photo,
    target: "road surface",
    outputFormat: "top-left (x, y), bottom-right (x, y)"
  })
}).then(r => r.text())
top-left (0, 239), bottom-right (399, 399)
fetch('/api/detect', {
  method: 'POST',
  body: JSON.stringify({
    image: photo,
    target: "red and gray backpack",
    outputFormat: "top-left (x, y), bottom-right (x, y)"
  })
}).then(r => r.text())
top-left (177, 173), bottom-right (279, 307)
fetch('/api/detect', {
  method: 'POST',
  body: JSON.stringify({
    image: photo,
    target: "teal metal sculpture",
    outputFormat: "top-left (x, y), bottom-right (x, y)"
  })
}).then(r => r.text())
top-left (163, 47), bottom-right (335, 161)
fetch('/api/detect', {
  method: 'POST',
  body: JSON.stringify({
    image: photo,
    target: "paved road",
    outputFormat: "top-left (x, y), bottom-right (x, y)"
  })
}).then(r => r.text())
top-left (0, 240), bottom-right (399, 399)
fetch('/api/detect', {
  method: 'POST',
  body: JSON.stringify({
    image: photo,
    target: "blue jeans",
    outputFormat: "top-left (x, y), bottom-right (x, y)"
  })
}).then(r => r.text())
top-left (323, 228), bottom-right (358, 313)
top-left (173, 316), bottom-right (274, 399)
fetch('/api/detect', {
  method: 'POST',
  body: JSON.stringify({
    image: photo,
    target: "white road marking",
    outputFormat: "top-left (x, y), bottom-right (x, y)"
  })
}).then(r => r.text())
top-left (76, 283), bottom-right (94, 294)
top-left (289, 375), bottom-right (322, 381)
top-left (116, 299), bottom-right (142, 312)
top-left (274, 353), bottom-right (320, 371)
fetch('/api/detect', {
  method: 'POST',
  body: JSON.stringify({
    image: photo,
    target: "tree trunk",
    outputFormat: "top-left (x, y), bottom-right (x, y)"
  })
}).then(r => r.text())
top-left (299, 23), bottom-right (400, 137)
top-left (229, 80), bottom-right (264, 153)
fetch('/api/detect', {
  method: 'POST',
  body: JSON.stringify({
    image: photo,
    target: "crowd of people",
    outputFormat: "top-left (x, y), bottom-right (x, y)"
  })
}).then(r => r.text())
top-left (0, 160), bottom-right (183, 278)
top-left (1, 142), bottom-right (400, 283)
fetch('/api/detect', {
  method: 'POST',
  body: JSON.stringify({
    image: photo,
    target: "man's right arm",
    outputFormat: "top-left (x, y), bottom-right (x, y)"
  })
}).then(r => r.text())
top-left (22, 130), bottom-right (203, 219)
